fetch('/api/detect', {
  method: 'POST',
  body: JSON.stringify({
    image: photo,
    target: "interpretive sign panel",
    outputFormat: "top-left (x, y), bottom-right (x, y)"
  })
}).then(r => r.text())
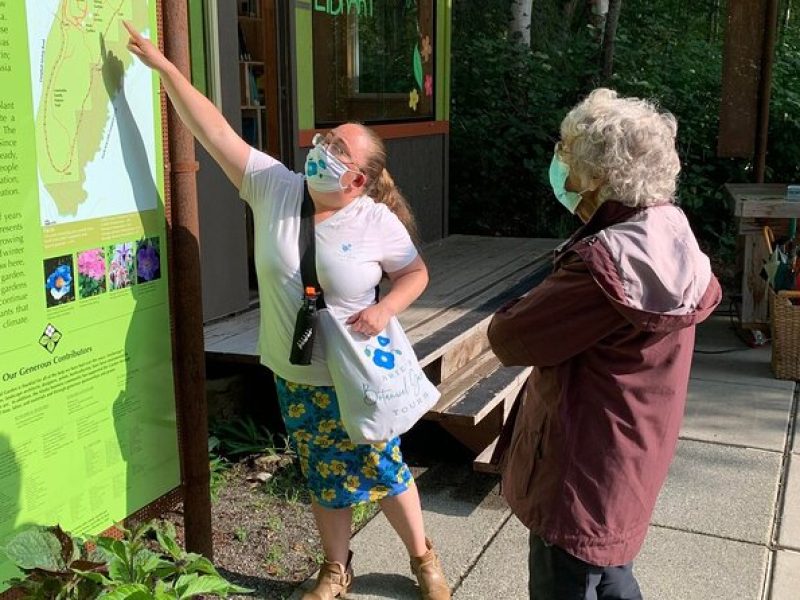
top-left (0, 0), bottom-right (179, 586)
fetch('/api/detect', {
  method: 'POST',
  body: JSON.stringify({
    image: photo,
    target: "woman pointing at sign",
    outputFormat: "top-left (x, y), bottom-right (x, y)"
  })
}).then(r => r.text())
top-left (123, 21), bottom-right (449, 600)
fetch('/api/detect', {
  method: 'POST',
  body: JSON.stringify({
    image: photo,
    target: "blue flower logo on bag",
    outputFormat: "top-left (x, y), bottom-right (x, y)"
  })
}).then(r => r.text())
top-left (373, 349), bottom-right (396, 370)
top-left (377, 336), bottom-right (390, 347)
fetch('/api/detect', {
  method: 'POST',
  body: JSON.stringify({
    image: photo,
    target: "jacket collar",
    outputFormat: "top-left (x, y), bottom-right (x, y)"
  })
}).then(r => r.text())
top-left (555, 201), bottom-right (643, 262)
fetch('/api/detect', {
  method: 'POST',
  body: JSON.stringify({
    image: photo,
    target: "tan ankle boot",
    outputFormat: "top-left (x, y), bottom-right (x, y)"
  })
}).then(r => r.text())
top-left (410, 539), bottom-right (450, 600)
top-left (302, 551), bottom-right (353, 600)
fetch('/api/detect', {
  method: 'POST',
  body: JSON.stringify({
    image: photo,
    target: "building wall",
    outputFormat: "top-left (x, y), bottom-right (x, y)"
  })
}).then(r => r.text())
top-left (195, 1), bottom-right (250, 322)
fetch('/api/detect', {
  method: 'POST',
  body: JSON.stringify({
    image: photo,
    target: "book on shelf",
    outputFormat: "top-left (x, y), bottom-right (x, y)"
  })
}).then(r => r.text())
top-left (241, 115), bottom-right (258, 147)
top-left (239, 0), bottom-right (259, 18)
top-left (237, 23), bottom-right (251, 61)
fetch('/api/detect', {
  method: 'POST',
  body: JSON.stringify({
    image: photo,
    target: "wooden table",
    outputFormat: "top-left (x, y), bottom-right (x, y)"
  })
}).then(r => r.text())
top-left (725, 184), bottom-right (800, 328)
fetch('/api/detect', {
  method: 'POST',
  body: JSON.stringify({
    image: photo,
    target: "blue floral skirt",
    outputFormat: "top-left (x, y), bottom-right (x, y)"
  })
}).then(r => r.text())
top-left (274, 376), bottom-right (414, 509)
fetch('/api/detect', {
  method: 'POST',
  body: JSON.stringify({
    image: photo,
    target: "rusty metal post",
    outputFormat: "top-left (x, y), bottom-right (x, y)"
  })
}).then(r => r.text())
top-left (754, 0), bottom-right (780, 183)
top-left (162, 0), bottom-right (213, 559)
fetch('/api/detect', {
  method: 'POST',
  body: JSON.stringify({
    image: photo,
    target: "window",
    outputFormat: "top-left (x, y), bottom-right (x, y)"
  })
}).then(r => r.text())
top-left (312, 0), bottom-right (435, 125)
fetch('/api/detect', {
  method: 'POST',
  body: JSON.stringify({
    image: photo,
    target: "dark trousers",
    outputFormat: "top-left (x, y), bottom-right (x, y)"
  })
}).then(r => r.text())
top-left (529, 535), bottom-right (643, 600)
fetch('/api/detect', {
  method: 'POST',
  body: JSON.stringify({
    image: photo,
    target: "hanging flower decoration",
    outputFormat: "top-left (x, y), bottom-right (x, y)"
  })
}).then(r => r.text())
top-left (424, 74), bottom-right (433, 97)
top-left (408, 88), bottom-right (420, 111)
top-left (421, 36), bottom-right (432, 63)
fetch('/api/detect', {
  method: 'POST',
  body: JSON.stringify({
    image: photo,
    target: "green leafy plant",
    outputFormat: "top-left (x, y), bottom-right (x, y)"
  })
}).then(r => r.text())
top-left (3, 522), bottom-right (251, 599)
top-left (208, 436), bottom-right (229, 503)
top-left (211, 416), bottom-right (289, 460)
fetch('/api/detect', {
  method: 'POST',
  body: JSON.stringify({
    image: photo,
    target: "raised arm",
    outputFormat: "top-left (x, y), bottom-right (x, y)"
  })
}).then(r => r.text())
top-left (123, 21), bottom-right (251, 189)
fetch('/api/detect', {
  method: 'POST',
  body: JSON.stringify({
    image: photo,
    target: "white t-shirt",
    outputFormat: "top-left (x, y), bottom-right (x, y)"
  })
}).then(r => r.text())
top-left (240, 149), bottom-right (419, 386)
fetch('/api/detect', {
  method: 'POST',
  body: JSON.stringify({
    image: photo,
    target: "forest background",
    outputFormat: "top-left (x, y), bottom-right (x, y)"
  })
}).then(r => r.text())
top-left (449, 0), bottom-right (800, 270)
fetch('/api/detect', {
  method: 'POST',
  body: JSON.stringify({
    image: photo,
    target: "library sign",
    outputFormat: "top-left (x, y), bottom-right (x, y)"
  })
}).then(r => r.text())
top-left (0, 0), bottom-right (180, 587)
top-left (313, 0), bottom-right (376, 18)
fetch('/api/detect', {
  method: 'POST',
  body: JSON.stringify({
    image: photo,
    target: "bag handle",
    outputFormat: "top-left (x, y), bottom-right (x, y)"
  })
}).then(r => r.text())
top-left (299, 183), bottom-right (327, 309)
top-left (299, 185), bottom-right (380, 306)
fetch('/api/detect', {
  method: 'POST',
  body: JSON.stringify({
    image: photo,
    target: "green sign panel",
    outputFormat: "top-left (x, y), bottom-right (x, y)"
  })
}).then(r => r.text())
top-left (0, 0), bottom-right (179, 586)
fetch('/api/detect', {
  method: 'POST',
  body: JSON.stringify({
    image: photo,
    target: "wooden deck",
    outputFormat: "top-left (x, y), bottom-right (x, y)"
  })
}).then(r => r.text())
top-left (204, 234), bottom-right (557, 364)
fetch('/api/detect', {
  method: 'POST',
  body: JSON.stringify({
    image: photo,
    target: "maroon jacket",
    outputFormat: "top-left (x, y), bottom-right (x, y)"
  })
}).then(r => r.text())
top-left (488, 201), bottom-right (722, 566)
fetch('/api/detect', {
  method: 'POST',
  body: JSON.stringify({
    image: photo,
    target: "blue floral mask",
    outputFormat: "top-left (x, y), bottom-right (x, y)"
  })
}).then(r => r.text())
top-left (305, 143), bottom-right (353, 193)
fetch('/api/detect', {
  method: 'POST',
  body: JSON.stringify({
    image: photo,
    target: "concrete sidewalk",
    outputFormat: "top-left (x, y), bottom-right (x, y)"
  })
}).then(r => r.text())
top-left (291, 315), bottom-right (799, 599)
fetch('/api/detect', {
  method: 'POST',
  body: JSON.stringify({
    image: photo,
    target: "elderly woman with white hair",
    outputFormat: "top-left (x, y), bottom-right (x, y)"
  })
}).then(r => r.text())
top-left (488, 88), bottom-right (722, 599)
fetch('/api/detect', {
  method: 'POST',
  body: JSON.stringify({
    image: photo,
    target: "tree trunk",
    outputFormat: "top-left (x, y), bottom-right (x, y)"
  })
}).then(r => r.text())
top-left (601, 0), bottom-right (623, 80)
top-left (510, 0), bottom-right (533, 46)
top-left (591, 0), bottom-right (610, 39)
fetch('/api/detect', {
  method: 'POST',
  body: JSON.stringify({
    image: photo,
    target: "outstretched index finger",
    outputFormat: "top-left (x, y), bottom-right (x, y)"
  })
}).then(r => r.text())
top-left (122, 20), bottom-right (142, 42)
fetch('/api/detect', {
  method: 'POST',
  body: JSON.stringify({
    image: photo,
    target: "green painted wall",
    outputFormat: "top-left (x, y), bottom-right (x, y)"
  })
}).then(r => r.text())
top-left (187, 0), bottom-right (208, 95)
top-left (295, 5), bottom-right (315, 130)
top-left (436, 0), bottom-right (451, 122)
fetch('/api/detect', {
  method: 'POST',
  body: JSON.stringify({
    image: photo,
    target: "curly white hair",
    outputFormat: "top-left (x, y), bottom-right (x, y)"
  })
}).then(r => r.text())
top-left (560, 88), bottom-right (681, 207)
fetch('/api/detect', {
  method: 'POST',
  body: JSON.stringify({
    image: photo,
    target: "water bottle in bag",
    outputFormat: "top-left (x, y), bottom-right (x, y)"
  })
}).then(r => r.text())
top-left (289, 286), bottom-right (320, 365)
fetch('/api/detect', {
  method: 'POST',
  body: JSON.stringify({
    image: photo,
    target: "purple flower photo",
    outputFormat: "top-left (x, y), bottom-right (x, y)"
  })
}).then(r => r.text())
top-left (108, 242), bottom-right (135, 290)
top-left (136, 237), bottom-right (161, 284)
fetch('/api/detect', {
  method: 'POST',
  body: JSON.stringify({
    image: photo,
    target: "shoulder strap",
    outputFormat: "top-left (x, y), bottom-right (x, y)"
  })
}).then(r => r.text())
top-left (299, 183), bottom-right (326, 309)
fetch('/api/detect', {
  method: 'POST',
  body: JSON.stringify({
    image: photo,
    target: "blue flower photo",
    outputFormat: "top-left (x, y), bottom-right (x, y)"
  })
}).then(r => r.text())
top-left (43, 255), bottom-right (76, 307)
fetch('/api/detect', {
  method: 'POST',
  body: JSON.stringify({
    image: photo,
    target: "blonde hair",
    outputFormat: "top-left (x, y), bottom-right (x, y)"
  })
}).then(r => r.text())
top-left (355, 124), bottom-right (419, 241)
top-left (560, 88), bottom-right (681, 208)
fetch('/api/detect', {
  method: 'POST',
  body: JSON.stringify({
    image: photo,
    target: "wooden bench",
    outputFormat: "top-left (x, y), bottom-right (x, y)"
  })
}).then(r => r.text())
top-left (204, 234), bottom-right (557, 470)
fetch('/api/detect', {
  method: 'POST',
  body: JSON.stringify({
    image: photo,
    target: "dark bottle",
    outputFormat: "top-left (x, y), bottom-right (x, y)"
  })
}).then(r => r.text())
top-left (289, 286), bottom-right (319, 365)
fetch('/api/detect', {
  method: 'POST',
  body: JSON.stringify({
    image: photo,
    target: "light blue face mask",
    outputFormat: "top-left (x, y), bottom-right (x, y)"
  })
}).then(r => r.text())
top-left (549, 152), bottom-right (583, 214)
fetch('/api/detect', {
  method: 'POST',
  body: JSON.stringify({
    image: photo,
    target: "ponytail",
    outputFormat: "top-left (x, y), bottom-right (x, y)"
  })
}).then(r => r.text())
top-left (370, 168), bottom-right (419, 242)
top-left (356, 124), bottom-right (420, 242)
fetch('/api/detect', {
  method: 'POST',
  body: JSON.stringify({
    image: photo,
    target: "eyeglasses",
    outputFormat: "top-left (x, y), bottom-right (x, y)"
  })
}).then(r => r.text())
top-left (312, 132), bottom-right (361, 172)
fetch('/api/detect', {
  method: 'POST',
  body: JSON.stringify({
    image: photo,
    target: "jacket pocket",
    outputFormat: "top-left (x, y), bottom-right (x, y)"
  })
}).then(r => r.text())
top-left (503, 411), bottom-right (549, 501)
top-left (526, 412), bottom-right (549, 494)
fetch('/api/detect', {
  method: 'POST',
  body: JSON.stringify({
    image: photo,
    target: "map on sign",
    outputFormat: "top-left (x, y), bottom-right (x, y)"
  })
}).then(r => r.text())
top-left (25, 0), bottom-right (158, 226)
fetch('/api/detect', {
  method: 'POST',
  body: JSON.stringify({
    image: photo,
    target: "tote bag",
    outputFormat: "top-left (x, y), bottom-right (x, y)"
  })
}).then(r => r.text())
top-left (317, 309), bottom-right (440, 444)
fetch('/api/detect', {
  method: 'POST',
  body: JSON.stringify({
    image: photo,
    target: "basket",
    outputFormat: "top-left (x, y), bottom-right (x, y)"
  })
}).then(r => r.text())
top-left (769, 288), bottom-right (800, 380)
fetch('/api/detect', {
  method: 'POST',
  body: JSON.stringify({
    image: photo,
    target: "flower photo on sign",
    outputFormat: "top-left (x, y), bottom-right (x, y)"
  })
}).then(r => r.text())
top-left (136, 237), bottom-right (161, 284)
top-left (108, 242), bottom-right (135, 290)
top-left (43, 255), bottom-right (75, 308)
top-left (77, 248), bottom-right (106, 298)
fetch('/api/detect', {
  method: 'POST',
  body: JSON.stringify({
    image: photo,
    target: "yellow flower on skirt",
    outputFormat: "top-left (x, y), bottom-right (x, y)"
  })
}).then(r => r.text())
top-left (312, 391), bottom-right (331, 409)
top-left (321, 489), bottom-right (337, 503)
top-left (396, 466), bottom-right (408, 484)
top-left (392, 446), bottom-right (402, 462)
top-left (361, 465), bottom-right (378, 479)
top-left (288, 403), bottom-right (306, 418)
top-left (318, 419), bottom-right (338, 433)
top-left (330, 460), bottom-right (347, 476)
top-left (297, 443), bottom-right (310, 458)
top-left (314, 434), bottom-right (335, 448)
top-left (317, 461), bottom-right (331, 478)
top-left (365, 452), bottom-right (381, 467)
top-left (336, 440), bottom-right (357, 452)
top-left (344, 475), bottom-right (361, 493)
top-left (294, 429), bottom-right (313, 443)
top-left (368, 486), bottom-right (390, 502)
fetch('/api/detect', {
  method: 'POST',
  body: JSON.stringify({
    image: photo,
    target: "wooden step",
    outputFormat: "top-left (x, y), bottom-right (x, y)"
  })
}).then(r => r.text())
top-left (412, 257), bottom-right (552, 385)
top-left (473, 436), bottom-right (501, 474)
top-left (425, 349), bottom-right (500, 420)
top-left (441, 364), bottom-right (530, 427)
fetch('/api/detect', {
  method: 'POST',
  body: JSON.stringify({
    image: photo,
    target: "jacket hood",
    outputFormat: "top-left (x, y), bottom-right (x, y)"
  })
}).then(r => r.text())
top-left (564, 202), bottom-right (721, 332)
